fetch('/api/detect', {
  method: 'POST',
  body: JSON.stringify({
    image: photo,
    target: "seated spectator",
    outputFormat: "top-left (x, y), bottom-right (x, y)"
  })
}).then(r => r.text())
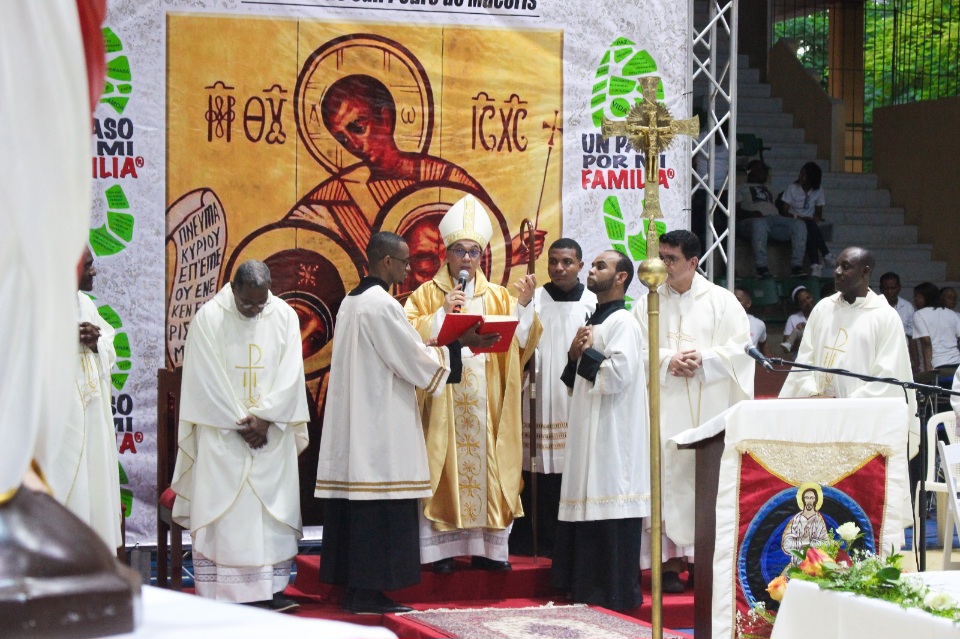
top-left (779, 162), bottom-right (835, 277)
top-left (736, 160), bottom-right (807, 279)
top-left (783, 285), bottom-right (814, 353)
top-left (735, 286), bottom-right (768, 356)
top-left (913, 281), bottom-right (960, 373)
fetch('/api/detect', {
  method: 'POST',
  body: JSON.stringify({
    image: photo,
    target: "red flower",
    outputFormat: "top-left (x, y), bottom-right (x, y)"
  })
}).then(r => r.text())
top-left (835, 548), bottom-right (852, 567)
top-left (798, 547), bottom-right (832, 577)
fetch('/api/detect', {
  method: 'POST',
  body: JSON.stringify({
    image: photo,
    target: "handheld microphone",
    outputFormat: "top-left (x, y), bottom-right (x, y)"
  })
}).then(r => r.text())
top-left (744, 343), bottom-right (774, 371)
top-left (455, 269), bottom-right (469, 313)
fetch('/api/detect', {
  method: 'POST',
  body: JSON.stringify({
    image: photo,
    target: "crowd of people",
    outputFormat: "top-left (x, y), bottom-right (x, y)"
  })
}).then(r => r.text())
top-left (54, 194), bottom-right (929, 616)
top-left (148, 195), bottom-right (926, 616)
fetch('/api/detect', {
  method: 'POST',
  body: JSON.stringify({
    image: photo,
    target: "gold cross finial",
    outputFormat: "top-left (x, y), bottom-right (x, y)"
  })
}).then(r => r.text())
top-left (601, 75), bottom-right (699, 258)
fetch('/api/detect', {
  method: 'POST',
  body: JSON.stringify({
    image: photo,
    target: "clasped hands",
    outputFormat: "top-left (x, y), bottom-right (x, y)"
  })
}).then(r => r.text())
top-left (668, 349), bottom-right (703, 378)
top-left (568, 326), bottom-right (594, 361)
top-left (79, 321), bottom-right (100, 352)
top-left (237, 414), bottom-right (270, 449)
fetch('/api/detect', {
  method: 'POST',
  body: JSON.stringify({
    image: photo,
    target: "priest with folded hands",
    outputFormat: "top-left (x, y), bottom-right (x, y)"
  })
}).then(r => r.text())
top-left (405, 194), bottom-right (542, 572)
top-left (171, 261), bottom-right (309, 612)
top-left (550, 250), bottom-right (649, 611)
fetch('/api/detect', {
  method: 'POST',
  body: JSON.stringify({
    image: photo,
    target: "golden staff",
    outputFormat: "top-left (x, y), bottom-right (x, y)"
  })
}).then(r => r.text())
top-left (602, 75), bottom-right (698, 639)
top-left (518, 217), bottom-right (539, 561)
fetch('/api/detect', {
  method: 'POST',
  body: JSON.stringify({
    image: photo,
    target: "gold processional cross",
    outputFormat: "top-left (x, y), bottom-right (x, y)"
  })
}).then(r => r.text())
top-left (601, 76), bottom-right (700, 258)
top-left (600, 74), bottom-right (699, 639)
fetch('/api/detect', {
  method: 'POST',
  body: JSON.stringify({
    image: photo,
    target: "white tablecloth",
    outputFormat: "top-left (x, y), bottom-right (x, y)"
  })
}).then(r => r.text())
top-left (103, 586), bottom-right (397, 639)
top-left (772, 571), bottom-right (960, 639)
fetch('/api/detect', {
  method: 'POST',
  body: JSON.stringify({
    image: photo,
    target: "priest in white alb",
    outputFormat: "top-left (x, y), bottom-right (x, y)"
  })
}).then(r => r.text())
top-left (47, 247), bottom-right (122, 551)
top-left (551, 250), bottom-right (649, 611)
top-left (780, 246), bottom-right (919, 455)
top-left (631, 230), bottom-right (754, 592)
top-left (171, 261), bottom-right (308, 612)
top-left (511, 237), bottom-right (597, 557)
top-left (317, 231), bottom-right (497, 614)
top-left (405, 194), bottom-right (542, 572)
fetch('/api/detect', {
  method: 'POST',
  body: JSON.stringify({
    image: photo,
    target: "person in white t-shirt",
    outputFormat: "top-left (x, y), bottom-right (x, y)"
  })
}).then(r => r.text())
top-left (912, 281), bottom-right (960, 372)
top-left (783, 286), bottom-right (815, 353)
top-left (779, 162), bottom-right (835, 277)
top-left (736, 160), bottom-right (807, 278)
top-left (735, 286), bottom-right (768, 356)
top-left (941, 287), bottom-right (960, 319)
top-left (879, 272), bottom-right (917, 371)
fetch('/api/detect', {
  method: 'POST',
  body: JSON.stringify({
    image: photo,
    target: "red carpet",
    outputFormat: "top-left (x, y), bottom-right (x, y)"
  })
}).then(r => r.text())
top-left (287, 554), bottom-right (694, 634)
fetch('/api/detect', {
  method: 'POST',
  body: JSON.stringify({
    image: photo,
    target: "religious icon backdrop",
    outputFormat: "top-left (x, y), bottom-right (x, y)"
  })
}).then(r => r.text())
top-left (89, 0), bottom-right (693, 542)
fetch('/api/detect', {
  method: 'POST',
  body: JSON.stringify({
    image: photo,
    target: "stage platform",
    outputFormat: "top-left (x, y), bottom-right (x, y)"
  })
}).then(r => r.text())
top-left (286, 554), bottom-right (694, 637)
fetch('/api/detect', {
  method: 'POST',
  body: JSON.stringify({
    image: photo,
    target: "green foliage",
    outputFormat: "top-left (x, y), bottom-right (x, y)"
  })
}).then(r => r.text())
top-left (774, 0), bottom-right (959, 166)
top-left (773, 10), bottom-right (830, 90)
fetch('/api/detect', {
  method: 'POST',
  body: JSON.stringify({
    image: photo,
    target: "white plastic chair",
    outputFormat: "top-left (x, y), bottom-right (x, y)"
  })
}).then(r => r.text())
top-left (913, 411), bottom-right (957, 552)
top-left (937, 439), bottom-right (960, 569)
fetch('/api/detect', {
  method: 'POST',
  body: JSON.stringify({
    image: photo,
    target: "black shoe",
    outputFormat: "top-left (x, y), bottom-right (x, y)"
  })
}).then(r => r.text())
top-left (662, 570), bottom-right (686, 594)
top-left (270, 592), bottom-right (300, 613)
top-left (471, 556), bottom-right (512, 571)
top-left (433, 557), bottom-right (455, 573)
top-left (757, 267), bottom-right (772, 279)
top-left (686, 564), bottom-right (695, 589)
top-left (791, 266), bottom-right (808, 277)
top-left (342, 589), bottom-right (413, 615)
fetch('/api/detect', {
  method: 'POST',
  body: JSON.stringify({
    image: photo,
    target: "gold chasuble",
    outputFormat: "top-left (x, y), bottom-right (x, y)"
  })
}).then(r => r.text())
top-left (405, 268), bottom-right (542, 531)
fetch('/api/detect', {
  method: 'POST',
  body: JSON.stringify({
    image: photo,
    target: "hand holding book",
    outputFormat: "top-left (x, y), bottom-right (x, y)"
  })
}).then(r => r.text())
top-left (436, 314), bottom-right (518, 354)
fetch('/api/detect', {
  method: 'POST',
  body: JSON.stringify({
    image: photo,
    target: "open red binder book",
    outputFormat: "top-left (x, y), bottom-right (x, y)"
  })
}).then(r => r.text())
top-left (435, 313), bottom-right (518, 354)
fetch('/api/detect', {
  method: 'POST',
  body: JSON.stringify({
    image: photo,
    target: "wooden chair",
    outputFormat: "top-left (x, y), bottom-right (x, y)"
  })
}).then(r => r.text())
top-left (156, 367), bottom-right (184, 589)
top-left (913, 411), bottom-right (957, 552)
top-left (937, 439), bottom-right (960, 569)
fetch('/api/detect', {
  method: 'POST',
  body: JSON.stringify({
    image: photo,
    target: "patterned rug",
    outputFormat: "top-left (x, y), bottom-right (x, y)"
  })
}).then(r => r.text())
top-left (399, 603), bottom-right (685, 639)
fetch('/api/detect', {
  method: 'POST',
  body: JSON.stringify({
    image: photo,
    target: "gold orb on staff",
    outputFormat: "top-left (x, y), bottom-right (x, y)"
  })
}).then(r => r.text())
top-left (601, 74), bottom-right (698, 639)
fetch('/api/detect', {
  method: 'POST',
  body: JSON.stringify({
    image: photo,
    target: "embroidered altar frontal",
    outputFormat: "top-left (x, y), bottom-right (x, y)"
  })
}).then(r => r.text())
top-left (709, 398), bottom-right (910, 639)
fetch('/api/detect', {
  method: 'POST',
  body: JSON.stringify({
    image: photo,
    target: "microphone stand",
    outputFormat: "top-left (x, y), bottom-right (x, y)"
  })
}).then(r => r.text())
top-left (763, 354), bottom-right (960, 571)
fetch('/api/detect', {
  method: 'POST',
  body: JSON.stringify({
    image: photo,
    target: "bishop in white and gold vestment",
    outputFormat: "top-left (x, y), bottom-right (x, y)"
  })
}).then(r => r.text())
top-left (405, 195), bottom-right (542, 567)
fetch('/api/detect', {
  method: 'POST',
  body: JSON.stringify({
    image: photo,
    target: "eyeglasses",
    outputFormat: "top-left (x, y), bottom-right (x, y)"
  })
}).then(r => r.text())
top-left (660, 254), bottom-right (685, 265)
top-left (450, 247), bottom-right (482, 259)
top-left (386, 255), bottom-right (409, 267)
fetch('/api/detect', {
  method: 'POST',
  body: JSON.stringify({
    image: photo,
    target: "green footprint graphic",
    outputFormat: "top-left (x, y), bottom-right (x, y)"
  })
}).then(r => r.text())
top-left (90, 184), bottom-right (134, 257)
top-left (591, 37), bottom-right (663, 128)
top-left (603, 195), bottom-right (666, 262)
top-left (100, 27), bottom-right (132, 114)
top-left (85, 293), bottom-right (132, 391)
top-left (119, 462), bottom-right (133, 518)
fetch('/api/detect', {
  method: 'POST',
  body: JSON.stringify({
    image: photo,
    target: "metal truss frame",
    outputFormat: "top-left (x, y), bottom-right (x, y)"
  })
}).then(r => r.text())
top-left (690, 0), bottom-right (738, 287)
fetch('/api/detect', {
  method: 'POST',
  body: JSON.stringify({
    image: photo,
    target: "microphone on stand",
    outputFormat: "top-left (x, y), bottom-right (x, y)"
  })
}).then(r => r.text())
top-left (744, 343), bottom-right (774, 371)
top-left (454, 269), bottom-right (469, 313)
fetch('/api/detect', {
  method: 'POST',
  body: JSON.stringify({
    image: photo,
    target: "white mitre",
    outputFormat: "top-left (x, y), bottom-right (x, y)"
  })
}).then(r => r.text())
top-left (439, 194), bottom-right (494, 250)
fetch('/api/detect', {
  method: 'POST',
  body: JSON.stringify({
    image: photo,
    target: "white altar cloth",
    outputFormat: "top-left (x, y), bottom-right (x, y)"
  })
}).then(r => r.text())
top-left (772, 571), bottom-right (960, 639)
top-left (106, 586), bottom-right (397, 638)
